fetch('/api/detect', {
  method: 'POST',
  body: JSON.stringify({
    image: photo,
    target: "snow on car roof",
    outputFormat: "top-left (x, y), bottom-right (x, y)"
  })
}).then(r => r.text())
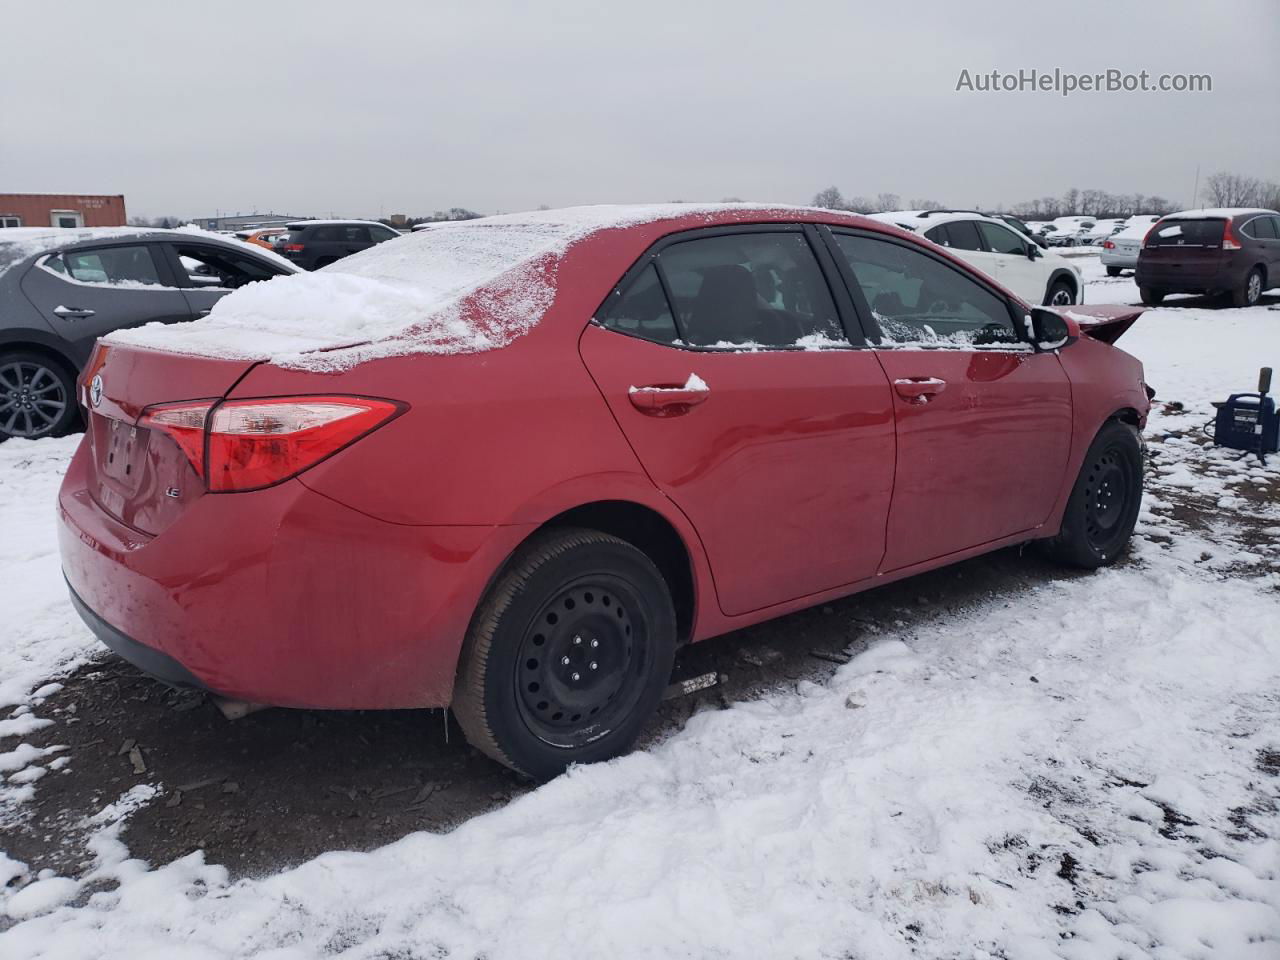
top-left (1163, 207), bottom-right (1277, 220)
top-left (106, 203), bottom-right (815, 372)
top-left (867, 210), bottom-right (1007, 233)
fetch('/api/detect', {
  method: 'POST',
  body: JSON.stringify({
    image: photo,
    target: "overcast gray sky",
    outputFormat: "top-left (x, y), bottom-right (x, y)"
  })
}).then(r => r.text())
top-left (2, 0), bottom-right (1277, 219)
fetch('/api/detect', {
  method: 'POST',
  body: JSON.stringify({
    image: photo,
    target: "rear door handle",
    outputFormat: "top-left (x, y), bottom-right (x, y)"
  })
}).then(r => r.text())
top-left (893, 377), bottom-right (947, 404)
top-left (628, 382), bottom-right (709, 416)
top-left (53, 305), bottom-right (95, 319)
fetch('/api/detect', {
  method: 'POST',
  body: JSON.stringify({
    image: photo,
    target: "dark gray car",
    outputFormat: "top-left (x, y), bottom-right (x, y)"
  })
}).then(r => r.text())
top-left (273, 220), bottom-right (402, 270)
top-left (0, 228), bottom-right (297, 439)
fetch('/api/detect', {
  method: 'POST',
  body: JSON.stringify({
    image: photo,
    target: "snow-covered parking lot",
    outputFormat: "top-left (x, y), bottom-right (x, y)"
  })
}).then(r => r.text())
top-left (1, 255), bottom-right (1278, 959)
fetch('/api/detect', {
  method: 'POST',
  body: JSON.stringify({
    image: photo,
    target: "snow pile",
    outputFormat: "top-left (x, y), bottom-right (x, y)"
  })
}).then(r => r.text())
top-left (105, 204), bottom-right (808, 372)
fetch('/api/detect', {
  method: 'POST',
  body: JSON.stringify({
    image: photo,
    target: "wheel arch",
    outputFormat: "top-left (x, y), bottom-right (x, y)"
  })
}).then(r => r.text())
top-left (1044, 268), bottom-right (1078, 303)
top-left (0, 330), bottom-right (82, 377)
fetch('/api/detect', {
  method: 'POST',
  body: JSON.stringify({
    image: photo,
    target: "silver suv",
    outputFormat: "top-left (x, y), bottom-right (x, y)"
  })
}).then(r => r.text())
top-left (0, 228), bottom-right (296, 439)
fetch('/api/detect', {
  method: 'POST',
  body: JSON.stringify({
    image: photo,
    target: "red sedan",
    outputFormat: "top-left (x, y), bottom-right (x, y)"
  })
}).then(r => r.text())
top-left (57, 205), bottom-right (1150, 779)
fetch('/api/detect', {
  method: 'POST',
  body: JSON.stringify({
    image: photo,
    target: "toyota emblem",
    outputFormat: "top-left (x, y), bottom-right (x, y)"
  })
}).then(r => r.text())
top-left (89, 374), bottom-right (103, 408)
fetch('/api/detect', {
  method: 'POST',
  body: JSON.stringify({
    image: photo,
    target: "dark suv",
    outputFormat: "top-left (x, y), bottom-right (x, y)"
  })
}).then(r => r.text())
top-left (0, 227), bottom-right (295, 439)
top-left (1136, 208), bottom-right (1280, 307)
top-left (275, 220), bottom-right (402, 270)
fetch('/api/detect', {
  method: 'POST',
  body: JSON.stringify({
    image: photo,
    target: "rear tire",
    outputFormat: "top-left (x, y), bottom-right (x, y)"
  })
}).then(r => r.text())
top-left (452, 528), bottom-right (677, 780)
top-left (1105, 266), bottom-right (1122, 278)
top-left (1042, 421), bottom-right (1143, 569)
top-left (1045, 279), bottom-right (1075, 306)
top-left (1139, 286), bottom-right (1165, 306)
top-left (1231, 267), bottom-right (1264, 308)
top-left (0, 351), bottom-right (79, 441)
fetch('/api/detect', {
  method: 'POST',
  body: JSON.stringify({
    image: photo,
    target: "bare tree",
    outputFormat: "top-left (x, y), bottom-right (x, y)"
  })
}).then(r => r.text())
top-left (909, 198), bottom-right (946, 211)
top-left (812, 186), bottom-right (847, 210)
top-left (871, 193), bottom-right (901, 213)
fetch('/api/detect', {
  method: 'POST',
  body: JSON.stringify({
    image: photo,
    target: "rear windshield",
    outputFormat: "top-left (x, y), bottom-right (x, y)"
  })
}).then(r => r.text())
top-left (1147, 219), bottom-right (1226, 247)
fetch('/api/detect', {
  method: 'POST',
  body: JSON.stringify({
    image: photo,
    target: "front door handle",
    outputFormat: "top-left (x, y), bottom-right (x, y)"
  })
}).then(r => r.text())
top-left (53, 305), bottom-right (95, 319)
top-left (628, 381), bottom-right (709, 417)
top-left (893, 377), bottom-right (947, 404)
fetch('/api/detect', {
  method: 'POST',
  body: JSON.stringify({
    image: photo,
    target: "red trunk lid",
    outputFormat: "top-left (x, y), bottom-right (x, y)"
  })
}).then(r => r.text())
top-left (79, 343), bottom-right (255, 536)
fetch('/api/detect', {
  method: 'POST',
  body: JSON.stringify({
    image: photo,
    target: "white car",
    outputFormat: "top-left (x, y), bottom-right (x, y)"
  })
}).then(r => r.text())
top-left (1045, 217), bottom-right (1096, 247)
top-left (870, 211), bottom-right (1083, 306)
top-left (1081, 219), bottom-right (1128, 245)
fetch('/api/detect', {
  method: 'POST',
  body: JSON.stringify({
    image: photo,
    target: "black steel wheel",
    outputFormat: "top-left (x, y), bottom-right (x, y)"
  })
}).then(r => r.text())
top-left (1045, 280), bottom-right (1075, 307)
top-left (0, 353), bottom-right (78, 441)
top-left (1042, 420), bottom-right (1143, 569)
top-left (453, 528), bottom-right (677, 780)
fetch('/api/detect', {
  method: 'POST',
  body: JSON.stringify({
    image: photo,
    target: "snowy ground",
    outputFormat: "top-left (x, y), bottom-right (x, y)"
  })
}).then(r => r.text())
top-left (2, 254), bottom-right (1278, 958)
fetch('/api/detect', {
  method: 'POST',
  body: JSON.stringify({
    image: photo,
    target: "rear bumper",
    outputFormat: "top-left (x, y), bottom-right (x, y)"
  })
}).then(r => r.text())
top-left (1099, 249), bottom-right (1138, 268)
top-left (58, 439), bottom-right (531, 709)
top-left (1135, 260), bottom-right (1242, 293)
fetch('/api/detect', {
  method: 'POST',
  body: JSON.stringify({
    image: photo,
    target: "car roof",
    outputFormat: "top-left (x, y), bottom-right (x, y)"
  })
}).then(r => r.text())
top-left (0, 225), bottom-right (299, 274)
top-left (286, 219), bottom-right (395, 229)
top-left (867, 210), bottom-right (1011, 233)
top-left (1163, 207), bottom-right (1278, 220)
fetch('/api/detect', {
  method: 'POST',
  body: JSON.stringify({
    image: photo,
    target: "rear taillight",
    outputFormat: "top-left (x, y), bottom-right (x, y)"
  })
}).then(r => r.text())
top-left (1142, 220), bottom-right (1164, 249)
top-left (1102, 239), bottom-right (1114, 250)
top-left (140, 395), bottom-right (401, 493)
top-left (1221, 221), bottom-right (1242, 251)
top-left (283, 243), bottom-right (305, 252)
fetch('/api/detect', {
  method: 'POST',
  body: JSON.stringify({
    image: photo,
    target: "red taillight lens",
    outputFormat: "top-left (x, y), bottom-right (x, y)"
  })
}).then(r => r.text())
top-left (140, 401), bottom-right (215, 475)
top-left (283, 243), bottom-right (305, 252)
top-left (140, 395), bottom-right (400, 493)
top-left (1102, 240), bottom-right (1114, 250)
top-left (1221, 221), bottom-right (1242, 251)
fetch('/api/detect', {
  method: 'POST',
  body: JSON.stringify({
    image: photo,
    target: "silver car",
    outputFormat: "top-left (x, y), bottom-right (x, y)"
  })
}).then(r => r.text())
top-left (1099, 217), bottom-right (1162, 276)
top-left (0, 227), bottom-right (296, 439)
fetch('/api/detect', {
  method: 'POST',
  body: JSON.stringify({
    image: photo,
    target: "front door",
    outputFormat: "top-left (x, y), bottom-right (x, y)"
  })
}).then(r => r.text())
top-left (824, 228), bottom-right (1072, 571)
top-left (579, 227), bottom-right (897, 616)
top-left (976, 219), bottom-right (1044, 304)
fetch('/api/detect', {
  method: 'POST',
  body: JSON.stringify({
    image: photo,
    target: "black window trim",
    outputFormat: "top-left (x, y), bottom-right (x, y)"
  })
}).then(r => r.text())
top-left (591, 222), bottom-right (868, 352)
top-left (815, 224), bottom-right (1030, 350)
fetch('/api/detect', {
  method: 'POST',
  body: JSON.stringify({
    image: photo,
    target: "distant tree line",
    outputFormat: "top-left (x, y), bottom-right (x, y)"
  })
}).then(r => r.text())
top-left (812, 185), bottom-right (1179, 219)
top-left (385, 208), bottom-right (482, 229)
top-left (811, 187), bottom-right (945, 214)
top-left (127, 215), bottom-right (183, 228)
top-left (1200, 171), bottom-right (1280, 210)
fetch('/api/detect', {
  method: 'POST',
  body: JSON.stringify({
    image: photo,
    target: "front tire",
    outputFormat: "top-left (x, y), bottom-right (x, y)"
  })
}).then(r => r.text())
top-left (1045, 279), bottom-right (1075, 307)
top-left (0, 351), bottom-right (79, 441)
top-left (452, 528), bottom-right (677, 780)
top-left (1139, 286), bottom-right (1165, 306)
top-left (1231, 267), bottom-right (1264, 308)
top-left (1043, 421), bottom-right (1143, 569)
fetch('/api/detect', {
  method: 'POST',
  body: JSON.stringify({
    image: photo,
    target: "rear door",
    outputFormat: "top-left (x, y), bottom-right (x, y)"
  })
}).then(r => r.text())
top-left (19, 242), bottom-right (192, 363)
top-left (1243, 215), bottom-right (1280, 286)
top-left (924, 218), bottom-right (1005, 288)
top-left (822, 227), bottom-right (1072, 571)
top-left (579, 225), bottom-right (896, 616)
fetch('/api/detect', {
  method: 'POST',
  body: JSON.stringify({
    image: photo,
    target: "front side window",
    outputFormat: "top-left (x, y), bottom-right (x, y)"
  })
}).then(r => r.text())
top-left (63, 245), bottom-right (161, 286)
top-left (977, 221), bottom-right (1028, 255)
top-left (832, 234), bottom-right (1019, 348)
top-left (174, 244), bottom-right (282, 289)
top-left (657, 232), bottom-right (844, 347)
top-left (369, 226), bottom-right (399, 242)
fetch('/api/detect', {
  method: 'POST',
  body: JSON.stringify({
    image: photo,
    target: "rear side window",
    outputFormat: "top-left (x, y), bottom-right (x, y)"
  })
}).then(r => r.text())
top-left (597, 264), bottom-right (678, 344)
top-left (63, 245), bottom-right (161, 286)
top-left (977, 222), bottom-right (1027, 255)
top-left (1147, 219), bottom-right (1225, 247)
top-left (657, 233), bottom-right (843, 347)
top-left (1244, 216), bottom-right (1278, 240)
top-left (339, 226), bottom-right (371, 243)
top-left (831, 234), bottom-right (1019, 348)
top-left (943, 220), bottom-right (984, 252)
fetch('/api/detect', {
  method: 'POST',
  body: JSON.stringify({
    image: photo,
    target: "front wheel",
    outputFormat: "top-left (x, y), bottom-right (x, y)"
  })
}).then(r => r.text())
top-left (452, 528), bottom-right (677, 780)
top-left (1045, 280), bottom-right (1075, 306)
top-left (0, 352), bottom-right (79, 441)
top-left (1042, 421), bottom-right (1143, 569)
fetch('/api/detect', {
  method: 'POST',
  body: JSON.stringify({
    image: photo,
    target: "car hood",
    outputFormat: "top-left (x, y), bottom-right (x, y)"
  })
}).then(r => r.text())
top-left (1059, 305), bottom-right (1144, 344)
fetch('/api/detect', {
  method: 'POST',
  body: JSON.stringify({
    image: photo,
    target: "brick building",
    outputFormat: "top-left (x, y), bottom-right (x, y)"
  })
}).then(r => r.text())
top-left (0, 193), bottom-right (127, 229)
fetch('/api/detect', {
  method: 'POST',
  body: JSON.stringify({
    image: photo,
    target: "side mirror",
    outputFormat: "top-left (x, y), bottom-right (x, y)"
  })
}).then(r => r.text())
top-left (1022, 307), bottom-right (1079, 352)
top-left (1026, 245), bottom-right (1041, 260)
